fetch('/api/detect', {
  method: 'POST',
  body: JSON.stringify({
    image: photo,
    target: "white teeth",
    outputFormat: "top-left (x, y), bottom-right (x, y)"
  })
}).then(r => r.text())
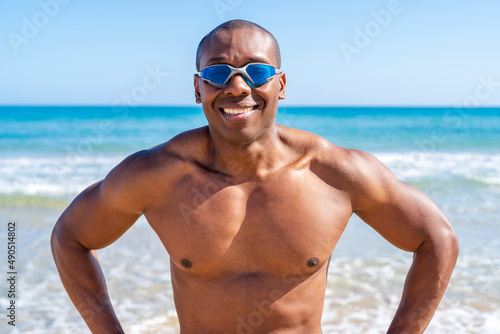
top-left (223, 107), bottom-right (253, 114)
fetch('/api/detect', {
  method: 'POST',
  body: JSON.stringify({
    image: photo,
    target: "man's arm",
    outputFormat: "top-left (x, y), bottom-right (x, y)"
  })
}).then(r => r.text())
top-left (349, 150), bottom-right (459, 333)
top-left (51, 152), bottom-right (149, 333)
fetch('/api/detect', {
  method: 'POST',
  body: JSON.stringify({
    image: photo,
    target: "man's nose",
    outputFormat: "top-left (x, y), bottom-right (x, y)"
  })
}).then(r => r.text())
top-left (223, 74), bottom-right (251, 96)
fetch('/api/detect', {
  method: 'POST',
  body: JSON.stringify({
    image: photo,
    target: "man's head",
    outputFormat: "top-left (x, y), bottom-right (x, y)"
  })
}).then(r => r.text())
top-left (195, 20), bottom-right (281, 72)
top-left (194, 20), bottom-right (286, 145)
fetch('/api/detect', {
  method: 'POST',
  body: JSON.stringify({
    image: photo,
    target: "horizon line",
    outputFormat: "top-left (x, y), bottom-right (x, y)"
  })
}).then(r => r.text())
top-left (2, 104), bottom-right (500, 109)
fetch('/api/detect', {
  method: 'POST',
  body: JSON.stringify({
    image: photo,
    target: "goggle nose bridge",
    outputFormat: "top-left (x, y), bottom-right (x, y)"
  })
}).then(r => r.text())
top-left (224, 67), bottom-right (255, 85)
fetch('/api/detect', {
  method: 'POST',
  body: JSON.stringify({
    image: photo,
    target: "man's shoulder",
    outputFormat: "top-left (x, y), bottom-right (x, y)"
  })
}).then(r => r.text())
top-left (162, 125), bottom-right (211, 162)
top-left (278, 125), bottom-right (391, 187)
top-left (108, 126), bottom-right (210, 185)
top-left (277, 124), bottom-right (362, 166)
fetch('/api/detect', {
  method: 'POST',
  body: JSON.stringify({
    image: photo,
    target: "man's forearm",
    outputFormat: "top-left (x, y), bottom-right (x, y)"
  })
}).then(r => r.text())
top-left (51, 231), bottom-right (124, 333)
top-left (387, 229), bottom-right (459, 333)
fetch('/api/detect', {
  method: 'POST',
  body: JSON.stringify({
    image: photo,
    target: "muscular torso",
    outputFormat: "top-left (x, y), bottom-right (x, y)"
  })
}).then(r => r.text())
top-left (141, 127), bottom-right (353, 333)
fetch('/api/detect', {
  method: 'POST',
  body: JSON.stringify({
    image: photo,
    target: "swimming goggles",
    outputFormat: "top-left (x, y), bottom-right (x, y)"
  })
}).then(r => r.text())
top-left (198, 63), bottom-right (280, 88)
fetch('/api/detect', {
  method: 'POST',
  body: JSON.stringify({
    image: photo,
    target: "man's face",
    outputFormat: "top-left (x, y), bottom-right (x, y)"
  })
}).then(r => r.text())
top-left (194, 28), bottom-right (286, 145)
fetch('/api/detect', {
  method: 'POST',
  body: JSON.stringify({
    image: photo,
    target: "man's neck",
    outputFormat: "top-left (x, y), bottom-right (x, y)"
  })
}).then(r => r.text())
top-left (207, 124), bottom-right (287, 179)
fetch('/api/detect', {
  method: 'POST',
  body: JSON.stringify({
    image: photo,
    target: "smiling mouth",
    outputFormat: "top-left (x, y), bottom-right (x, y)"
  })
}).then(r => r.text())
top-left (220, 105), bottom-right (258, 115)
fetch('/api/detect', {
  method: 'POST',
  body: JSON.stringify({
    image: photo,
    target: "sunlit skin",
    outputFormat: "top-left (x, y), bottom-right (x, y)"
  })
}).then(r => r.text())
top-left (51, 24), bottom-right (459, 333)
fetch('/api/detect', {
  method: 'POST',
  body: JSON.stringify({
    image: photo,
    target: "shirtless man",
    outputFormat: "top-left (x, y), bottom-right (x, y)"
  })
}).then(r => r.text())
top-left (51, 20), bottom-right (459, 333)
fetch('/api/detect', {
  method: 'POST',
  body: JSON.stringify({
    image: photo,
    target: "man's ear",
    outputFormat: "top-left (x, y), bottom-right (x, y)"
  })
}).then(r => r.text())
top-left (194, 74), bottom-right (202, 104)
top-left (278, 72), bottom-right (286, 100)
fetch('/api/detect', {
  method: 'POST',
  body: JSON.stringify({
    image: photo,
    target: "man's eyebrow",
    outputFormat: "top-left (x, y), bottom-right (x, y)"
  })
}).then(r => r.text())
top-left (204, 56), bottom-right (272, 66)
top-left (205, 56), bottom-right (228, 65)
top-left (247, 57), bottom-right (271, 64)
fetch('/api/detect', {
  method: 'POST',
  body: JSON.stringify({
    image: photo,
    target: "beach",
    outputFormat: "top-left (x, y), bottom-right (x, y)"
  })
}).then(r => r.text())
top-left (0, 106), bottom-right (499, 333)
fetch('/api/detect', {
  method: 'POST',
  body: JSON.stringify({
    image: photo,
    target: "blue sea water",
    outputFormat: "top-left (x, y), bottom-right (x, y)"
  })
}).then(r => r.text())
top-left (0, 106), bottom-right (499, 333)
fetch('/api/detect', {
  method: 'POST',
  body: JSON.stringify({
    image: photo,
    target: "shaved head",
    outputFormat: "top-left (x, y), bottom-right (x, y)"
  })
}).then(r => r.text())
top-left (196, 19), bottom-right (281, 71)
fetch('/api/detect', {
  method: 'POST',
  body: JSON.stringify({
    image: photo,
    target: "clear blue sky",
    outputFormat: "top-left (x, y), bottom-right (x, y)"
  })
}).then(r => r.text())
top-left (1, 0), bottom-right (499, 106)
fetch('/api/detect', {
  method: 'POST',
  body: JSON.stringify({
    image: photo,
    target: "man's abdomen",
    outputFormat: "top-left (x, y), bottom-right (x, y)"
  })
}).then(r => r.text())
top-left (171, 265), bottom-right (327, 334)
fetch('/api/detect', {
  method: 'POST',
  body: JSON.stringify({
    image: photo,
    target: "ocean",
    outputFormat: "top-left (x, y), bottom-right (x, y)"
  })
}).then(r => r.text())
top-left (0, 106), bottom-right (499, 333)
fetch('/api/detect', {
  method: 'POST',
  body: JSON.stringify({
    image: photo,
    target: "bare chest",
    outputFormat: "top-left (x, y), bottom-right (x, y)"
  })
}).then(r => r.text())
top-left (145, 169), bottom-right (352, 278)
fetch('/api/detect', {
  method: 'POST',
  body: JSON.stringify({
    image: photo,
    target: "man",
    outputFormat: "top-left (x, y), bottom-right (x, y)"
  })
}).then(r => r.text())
top-left (51, 20), bottom-right (459, 333)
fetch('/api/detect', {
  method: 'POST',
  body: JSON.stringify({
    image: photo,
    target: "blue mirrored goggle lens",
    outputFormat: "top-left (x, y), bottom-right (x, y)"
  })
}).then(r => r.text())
top-left (246, 64), bottom-right (276, 85)
top-left (201, 64), bottom-right (276, 87)
top-left (202, 66), bottom-right (232, 85)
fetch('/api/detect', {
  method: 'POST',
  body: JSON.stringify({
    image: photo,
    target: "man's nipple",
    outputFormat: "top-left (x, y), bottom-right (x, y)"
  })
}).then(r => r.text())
top-left (181, 259), bottom-right (192, 268)
top-left (307, 257), bottom-right (320, 267)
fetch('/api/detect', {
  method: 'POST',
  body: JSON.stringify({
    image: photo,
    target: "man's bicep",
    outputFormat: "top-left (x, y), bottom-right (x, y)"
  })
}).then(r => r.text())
top-left (352, 154), bottom-right (450, 252)
top-left (55, 177), bottom-right (143, 251)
